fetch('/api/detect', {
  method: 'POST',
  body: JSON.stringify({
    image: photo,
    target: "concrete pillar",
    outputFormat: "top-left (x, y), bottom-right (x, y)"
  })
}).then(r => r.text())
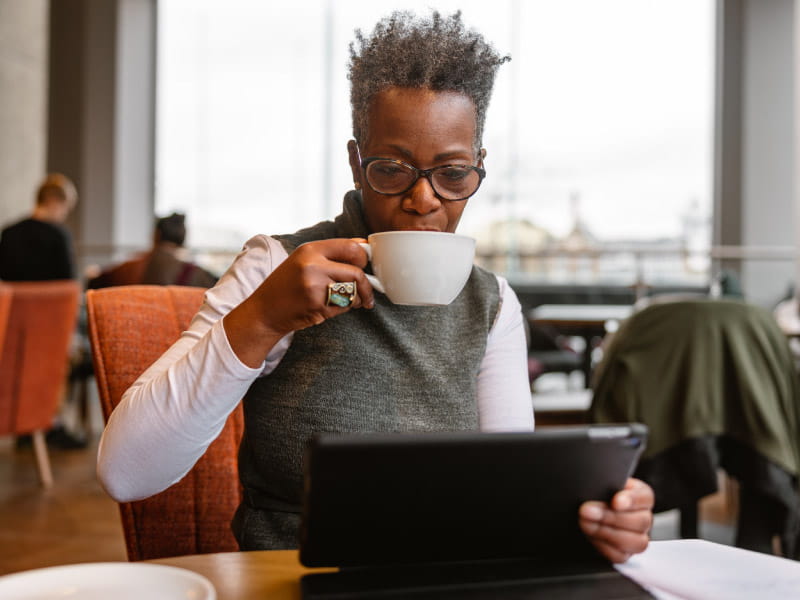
top-left (47, 0), bottom-right (155, 269)
top-left (713, 0), bottom-right (743, 262)
top-left (741, 0), bottom-right (795, 306)
top-left (0, 0), bottom-right (49, 225)
top-left (715, 0), bottom-right (796, 307)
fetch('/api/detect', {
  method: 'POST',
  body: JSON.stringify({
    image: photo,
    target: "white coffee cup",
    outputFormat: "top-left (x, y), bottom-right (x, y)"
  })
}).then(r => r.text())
top-left (358, 231), bottom-right (476, 306)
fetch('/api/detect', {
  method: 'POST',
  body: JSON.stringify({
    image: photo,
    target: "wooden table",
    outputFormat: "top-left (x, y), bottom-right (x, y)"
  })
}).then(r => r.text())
top-left (531, 389), bottom-right (592, 426)
top-left (149, 550), bottom-right (332, 600)
top-left (148, 541), bottom-right (800, 599)
top-left (529, 304), bottom-right (633, 386)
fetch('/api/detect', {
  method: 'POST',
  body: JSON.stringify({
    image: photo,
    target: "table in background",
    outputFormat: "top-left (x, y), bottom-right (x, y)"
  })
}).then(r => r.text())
top-left (529, 304), bottom-right (633, 387)
top-left (532, 389), bottom-right (592, 427)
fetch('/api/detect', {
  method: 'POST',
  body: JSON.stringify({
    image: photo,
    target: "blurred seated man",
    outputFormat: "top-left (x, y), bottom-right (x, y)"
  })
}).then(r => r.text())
top-left (0, 173), bottom-right (77, 281)
top-left (87, 212), bottom-right (217, 289)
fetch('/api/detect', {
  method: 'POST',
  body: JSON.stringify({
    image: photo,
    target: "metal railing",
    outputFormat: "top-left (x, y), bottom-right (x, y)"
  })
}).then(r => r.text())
top-left (76, 242), bottom-right (797, 298)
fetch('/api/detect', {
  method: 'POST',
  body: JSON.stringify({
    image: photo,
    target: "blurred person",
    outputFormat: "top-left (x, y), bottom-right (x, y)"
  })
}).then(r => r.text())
top-left (0, 173), bottom-right (77, 281)
top-left (87, 212), bottom-right (217, 289)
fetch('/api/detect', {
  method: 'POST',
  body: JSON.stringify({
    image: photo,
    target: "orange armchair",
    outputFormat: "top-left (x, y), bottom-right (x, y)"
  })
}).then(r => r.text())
top-left (0, 283), bottom-right (10, 354)
top-left (0, 280), bottom-right (80, 487)
top-left (86, 285), bottom-right (244, 561)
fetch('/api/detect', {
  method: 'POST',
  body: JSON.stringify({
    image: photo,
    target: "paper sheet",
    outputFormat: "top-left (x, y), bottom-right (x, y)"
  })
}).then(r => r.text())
top-left (615, 539), bottom-right (800, 600)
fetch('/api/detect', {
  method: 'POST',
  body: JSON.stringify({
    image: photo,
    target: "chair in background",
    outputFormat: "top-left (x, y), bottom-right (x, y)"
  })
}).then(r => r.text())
top-left (0, 285), bottom-right (11, 413)
top-left (86, 254), bottom-right (149, 288)
top-left (590, 298), bottom-right (800, 557)
top-left (86, 285), bottom-right (244, 560)
top-left (0, 280), bottom-right (80, 487)
top-left (0, 283), bottom-right (10, 349)
top-left (524, 319), bottom-right (582, 386)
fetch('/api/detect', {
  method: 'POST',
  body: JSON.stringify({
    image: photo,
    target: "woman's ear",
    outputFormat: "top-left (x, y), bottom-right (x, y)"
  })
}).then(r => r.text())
top-left (347, 140), bottom-right (362, 190)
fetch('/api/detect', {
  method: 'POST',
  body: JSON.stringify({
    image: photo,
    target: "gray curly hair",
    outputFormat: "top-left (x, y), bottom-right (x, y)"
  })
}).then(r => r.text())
top-left (348, 10), bottom-right (510, 153)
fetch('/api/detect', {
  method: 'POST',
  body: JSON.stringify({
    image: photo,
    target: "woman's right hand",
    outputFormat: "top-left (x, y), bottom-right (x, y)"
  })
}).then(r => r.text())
top-left (222, 238), bottom-right (374, 368)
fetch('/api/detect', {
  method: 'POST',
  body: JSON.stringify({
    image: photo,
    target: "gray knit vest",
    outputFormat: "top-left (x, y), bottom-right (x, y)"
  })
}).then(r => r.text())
top-left (231, 191), bottom-right (500, 550)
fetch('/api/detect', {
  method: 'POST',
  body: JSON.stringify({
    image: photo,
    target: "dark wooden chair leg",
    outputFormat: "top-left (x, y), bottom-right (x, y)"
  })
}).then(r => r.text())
top-left (679, 503), bottom-right (698, 538)
top-left (736, 485), bottom-right (778, 554)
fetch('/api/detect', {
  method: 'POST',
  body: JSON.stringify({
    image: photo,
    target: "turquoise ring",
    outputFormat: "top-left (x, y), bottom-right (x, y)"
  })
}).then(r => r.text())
top-left (326, 281), bottom-right (357, 308)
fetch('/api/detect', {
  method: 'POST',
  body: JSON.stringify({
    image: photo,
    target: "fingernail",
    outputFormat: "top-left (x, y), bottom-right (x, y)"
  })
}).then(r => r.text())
top-left (617, 495), bottom-right (632, 510)
top-left (581, 503), bottom-right (603, 520)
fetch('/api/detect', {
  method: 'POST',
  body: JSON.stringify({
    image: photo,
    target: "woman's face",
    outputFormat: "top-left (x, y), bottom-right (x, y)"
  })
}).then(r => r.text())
top-left (348, 87), bottom-right (482, 234)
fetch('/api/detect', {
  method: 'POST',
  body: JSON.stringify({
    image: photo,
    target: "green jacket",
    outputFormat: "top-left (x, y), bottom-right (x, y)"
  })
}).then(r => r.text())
top-left (590, 298), bottom-right (800, 476)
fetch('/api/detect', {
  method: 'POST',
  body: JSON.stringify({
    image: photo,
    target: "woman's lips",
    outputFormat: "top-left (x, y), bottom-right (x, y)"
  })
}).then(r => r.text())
top-left (395, 227), bottom-right (442, 232)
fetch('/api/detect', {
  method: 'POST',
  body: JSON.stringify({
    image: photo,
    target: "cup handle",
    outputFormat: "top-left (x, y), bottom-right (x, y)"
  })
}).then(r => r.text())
top-left (358, 242), bottom-right (385, 294)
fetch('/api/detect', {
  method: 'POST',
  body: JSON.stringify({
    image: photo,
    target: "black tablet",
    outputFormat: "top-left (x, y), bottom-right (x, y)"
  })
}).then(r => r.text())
top-left (299, 423), bottom-right (647, 569)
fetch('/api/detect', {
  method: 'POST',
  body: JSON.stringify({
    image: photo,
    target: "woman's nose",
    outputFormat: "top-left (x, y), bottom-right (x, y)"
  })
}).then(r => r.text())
top-left (402, 176), bottom-right (441, 215)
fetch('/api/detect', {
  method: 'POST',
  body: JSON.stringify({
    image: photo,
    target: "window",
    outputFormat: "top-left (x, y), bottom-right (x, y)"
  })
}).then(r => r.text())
top-left (157, 0), bottom-right (714, 284)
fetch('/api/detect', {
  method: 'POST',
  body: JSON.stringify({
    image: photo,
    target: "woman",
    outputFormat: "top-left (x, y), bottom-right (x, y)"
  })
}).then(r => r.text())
top-left (97, 10), bottom-right (653, 563)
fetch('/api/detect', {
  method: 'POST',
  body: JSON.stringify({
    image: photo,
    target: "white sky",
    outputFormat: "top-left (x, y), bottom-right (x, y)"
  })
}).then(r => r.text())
top-left (156, 0), bottom-right (714, 248)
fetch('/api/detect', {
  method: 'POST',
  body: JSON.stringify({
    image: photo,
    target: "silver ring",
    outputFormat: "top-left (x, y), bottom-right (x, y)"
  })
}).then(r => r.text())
top-left (326, 281), bottom-right (357, 307)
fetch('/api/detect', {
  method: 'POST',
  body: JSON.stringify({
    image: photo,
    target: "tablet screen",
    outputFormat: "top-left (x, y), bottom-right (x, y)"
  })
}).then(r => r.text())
top-left (299, 424), bottom-right (647, 568)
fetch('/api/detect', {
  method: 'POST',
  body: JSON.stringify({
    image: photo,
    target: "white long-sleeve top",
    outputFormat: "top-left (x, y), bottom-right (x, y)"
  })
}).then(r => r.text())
top-left (96, 235), bottom-right (534, 502)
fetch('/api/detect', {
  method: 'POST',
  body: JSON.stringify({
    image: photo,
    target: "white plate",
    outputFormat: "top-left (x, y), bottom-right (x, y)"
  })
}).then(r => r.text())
top-left (0, 562), bottom-right (216, 600)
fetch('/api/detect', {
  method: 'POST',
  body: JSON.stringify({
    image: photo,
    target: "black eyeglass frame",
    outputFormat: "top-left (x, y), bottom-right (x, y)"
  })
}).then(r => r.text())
top-left (359, 156), bottom-right (486, 202)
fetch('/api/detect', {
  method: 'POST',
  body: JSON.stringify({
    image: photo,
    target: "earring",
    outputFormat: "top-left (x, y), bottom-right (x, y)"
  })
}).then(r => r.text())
top-left (354, 182), bottom-right (361, 190)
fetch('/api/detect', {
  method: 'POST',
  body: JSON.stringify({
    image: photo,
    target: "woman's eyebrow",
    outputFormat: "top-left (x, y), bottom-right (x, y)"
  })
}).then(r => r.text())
top-left (433, 150), bottom-right (473, 162)
top-left (381, 144), bottom-right (413, 159)
top-left (378, 144), bottom-right (473, 162)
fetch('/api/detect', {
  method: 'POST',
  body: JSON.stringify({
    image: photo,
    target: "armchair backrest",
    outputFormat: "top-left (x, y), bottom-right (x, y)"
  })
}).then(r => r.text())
top-left (0, 284), bottom-right (10, 366)
top-left (0, 280), bottom-right (79, 436)
top-left (87, 285), bottom-right (244, 560)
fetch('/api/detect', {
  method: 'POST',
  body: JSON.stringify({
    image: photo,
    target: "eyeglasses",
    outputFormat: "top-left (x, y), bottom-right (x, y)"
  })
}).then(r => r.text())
top-left (360, 157), bottom-right (486, 201)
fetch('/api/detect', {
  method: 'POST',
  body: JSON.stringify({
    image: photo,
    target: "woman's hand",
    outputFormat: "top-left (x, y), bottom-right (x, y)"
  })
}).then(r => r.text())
top-left (578, 478), bottom-right (654, 563)
top-left (223, 238), bottom-right (374, 367)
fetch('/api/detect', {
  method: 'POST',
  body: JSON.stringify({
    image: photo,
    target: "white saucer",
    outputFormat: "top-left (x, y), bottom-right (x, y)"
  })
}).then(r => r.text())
top-left (0, 562), bottom-right (216, 600)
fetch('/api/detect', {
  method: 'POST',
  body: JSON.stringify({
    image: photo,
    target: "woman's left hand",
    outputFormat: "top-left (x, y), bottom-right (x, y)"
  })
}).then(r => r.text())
top-left (578, 478), bottom-right (654, 563)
